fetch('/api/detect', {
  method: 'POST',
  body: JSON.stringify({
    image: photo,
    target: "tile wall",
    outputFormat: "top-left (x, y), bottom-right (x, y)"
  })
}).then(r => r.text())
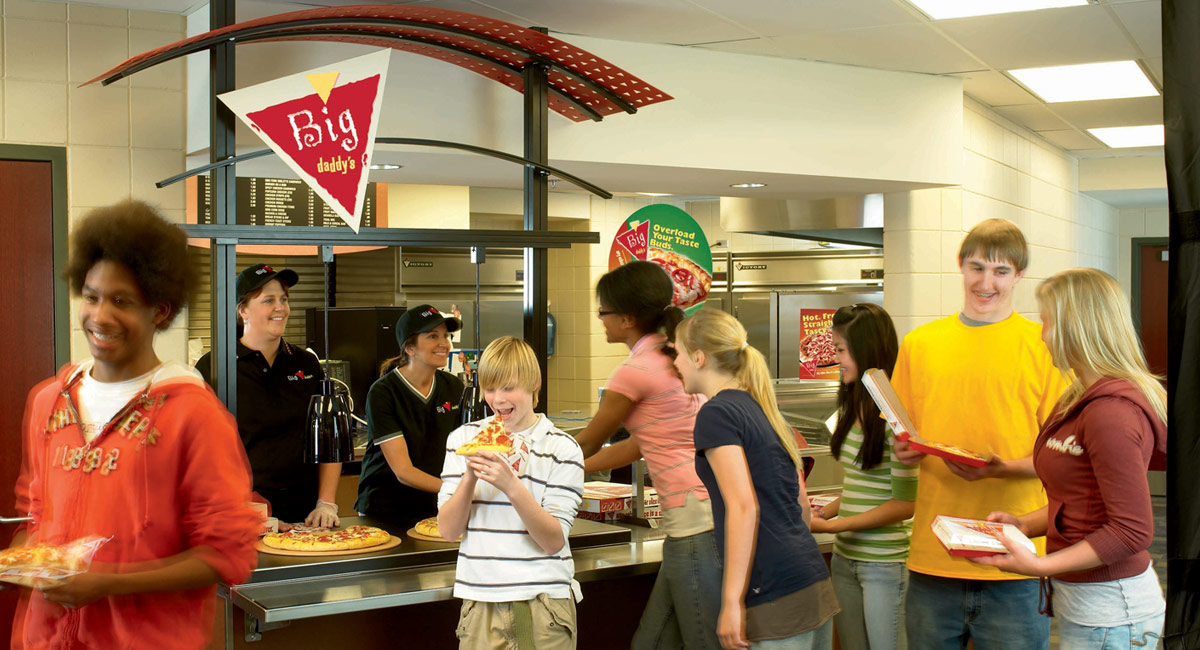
top-left (1, 0), bottom-right (188, 363)
top-left (883, 98), bottom-right (1121, 339)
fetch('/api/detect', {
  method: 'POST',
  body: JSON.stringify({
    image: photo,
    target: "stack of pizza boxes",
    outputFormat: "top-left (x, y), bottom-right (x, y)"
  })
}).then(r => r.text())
top-left (579, 482), bottom-right (661, 522)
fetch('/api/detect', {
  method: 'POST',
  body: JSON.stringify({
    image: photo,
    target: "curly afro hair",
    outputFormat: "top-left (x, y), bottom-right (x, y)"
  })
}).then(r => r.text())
top-left (64, 200), bottom-right (195, 330)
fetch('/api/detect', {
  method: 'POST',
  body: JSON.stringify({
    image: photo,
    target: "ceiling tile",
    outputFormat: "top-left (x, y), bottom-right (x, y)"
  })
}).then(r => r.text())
top-left (701, 22), bottom-right (982, 74)
top-left (1048, 96), bottom-right (1163, 128)
top-left (993, 104), bottom-right (1072, 131)
top-left (935, 5), bottom-right (1139, 69)
top-left (450, 0), bottom-right (758, 45)
top-left (691, 0), bottom-right (919, 38)
top-left (1038, 129), bottom-right (1104, 150)
top-left (955, 70), bottom-right (1040, 106)
top-left (1112, 1), bottom-right (1161, 57)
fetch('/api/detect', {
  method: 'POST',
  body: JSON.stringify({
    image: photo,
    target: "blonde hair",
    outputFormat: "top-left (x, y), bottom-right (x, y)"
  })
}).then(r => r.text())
top-left (959, 218), bottom-right (1029, 272)
top-left (676, 309), bottom-right (802, 468)
top-left (477, 336), bottom-right (542, 407)
top-left (1036, 268), bottom-right (1166, 425)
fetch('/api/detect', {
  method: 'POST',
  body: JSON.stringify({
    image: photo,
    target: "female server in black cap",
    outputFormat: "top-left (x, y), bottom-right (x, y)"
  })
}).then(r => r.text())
top-left (354, 304), bottom-right (466, 530)
top-left (196, 264), bottom-right (341, 527)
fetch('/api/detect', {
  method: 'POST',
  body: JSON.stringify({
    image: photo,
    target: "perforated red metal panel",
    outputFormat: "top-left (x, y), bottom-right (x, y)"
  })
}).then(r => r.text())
top-left (81, 5), bottom-right (672, 123)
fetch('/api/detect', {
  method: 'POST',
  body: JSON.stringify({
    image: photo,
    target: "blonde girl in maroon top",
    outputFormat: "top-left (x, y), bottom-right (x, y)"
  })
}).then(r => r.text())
top-left (973, 268), bottom-right (1166, 649)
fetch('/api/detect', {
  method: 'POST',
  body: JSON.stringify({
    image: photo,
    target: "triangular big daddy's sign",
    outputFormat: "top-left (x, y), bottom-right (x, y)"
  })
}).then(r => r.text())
top-left (218, 49), bottom-right (390, 232)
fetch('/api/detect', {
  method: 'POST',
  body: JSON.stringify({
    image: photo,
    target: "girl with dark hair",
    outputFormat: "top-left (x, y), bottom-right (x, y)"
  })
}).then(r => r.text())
top-left (673, 308), bottom-right (837, 650)
top-left (355, 304), bottom-right (466, 530)
top-left (808, 304), bottom-right (915, 650)
top-left (575, 261), bottom-right (720, 650)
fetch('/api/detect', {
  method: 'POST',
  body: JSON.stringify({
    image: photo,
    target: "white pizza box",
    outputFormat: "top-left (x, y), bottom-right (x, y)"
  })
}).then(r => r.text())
top-left (861, 368), bottom-right (918, 439)
top-left (579, 482), bottom-right (660, 520)
top-left (931, 515), bottom-right (1036, 558)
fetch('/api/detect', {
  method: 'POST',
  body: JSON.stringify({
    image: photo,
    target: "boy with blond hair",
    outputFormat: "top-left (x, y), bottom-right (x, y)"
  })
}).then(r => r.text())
top-left (438, 336), bottom-right (584, 650)
top-left (892, 219), bottom-right (1068, 649)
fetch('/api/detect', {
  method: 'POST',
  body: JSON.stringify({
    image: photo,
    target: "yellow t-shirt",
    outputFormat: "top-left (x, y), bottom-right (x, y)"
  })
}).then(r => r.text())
top-left (892, 312), bottom-right (1068, 580)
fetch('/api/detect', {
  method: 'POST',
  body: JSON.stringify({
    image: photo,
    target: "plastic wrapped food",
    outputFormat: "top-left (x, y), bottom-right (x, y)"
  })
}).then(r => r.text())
top-left (0, 536), bottom-right (109, 587)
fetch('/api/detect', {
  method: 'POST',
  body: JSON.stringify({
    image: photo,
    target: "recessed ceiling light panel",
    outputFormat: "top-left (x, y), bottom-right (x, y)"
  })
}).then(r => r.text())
top-left (369, 163), bottom-right (402, 170)
top-left (1087, 125), bottom-right (1164, 148)
top-left (908, 0), bottom-right (1086, 20)
top-left (1008, 61), bottom-right (1158, 103)
top-left (636, 192), bottom-right (673, 197)
top-left (730, 183), bottom-right (766, 188)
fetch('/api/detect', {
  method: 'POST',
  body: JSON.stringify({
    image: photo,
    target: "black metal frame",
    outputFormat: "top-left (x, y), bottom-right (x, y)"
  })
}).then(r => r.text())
top-left (156, 137), bottom-right (612, 199)
top-left (183, 3), bottom-right (599, 423)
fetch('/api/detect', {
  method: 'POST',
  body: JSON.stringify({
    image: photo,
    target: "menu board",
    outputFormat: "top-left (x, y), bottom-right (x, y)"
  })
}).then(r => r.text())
top-left (608, 205), bottom-right (713, 315)
top-left (194, 175), bottom-right (377, 228)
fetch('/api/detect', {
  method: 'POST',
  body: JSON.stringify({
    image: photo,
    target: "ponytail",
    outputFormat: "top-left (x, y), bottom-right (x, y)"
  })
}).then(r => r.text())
top-left (378, 334), bottom-right (417, 377)
top-left (677, 309), bottom-right (802, 469)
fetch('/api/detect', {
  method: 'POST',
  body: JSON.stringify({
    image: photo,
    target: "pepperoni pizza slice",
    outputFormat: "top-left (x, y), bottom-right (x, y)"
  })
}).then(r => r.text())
top-left (455, 417), bottom-right (513, 455)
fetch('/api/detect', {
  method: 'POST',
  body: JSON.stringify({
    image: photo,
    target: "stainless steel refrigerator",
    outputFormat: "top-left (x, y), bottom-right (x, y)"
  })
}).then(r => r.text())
top-left (711, 249), bottom-right (885, 379)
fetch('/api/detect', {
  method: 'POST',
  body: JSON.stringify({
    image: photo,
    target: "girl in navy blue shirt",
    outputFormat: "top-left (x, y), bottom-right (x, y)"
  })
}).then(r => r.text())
top-left (674, 309), bottom-right (838, 650)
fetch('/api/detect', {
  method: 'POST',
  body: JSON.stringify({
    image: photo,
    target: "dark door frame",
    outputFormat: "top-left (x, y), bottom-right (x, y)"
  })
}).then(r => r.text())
top-left (1131, 236), bottom-right (1170, 334)
top-left (0, 144), bottom-right (70, 367)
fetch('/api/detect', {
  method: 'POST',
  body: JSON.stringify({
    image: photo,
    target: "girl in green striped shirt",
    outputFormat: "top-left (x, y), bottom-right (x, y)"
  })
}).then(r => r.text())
top-left (810, 304), bottom-right (917, 650)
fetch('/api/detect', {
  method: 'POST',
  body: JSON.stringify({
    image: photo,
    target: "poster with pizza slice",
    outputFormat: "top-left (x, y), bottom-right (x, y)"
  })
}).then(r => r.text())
top-left (608, 205), bottom-right (713, 315)
top-left (798, 308), bottom-right (840, 380)
top-left (217, 49), bottom-right (390, 232)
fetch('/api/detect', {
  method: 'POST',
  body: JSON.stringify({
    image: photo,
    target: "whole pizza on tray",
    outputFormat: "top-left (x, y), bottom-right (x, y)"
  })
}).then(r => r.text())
top-left (261, 525), bottom-right (391, 552)
top-left (648, 246), bottom-right (711, 309)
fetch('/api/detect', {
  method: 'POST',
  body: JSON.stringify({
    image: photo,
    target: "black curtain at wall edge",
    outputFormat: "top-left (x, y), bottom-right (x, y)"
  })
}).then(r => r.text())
top-left (1164, 1), bottom-right (1200, 647)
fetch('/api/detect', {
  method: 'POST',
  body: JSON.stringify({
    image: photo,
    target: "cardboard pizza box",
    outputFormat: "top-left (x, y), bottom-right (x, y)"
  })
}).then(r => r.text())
top-left (931, 515), bottom-right (1035, 558)
top-left (861, 368), bottom-right (990, 467)
top-left (579, 482), bottom-right (662, 521)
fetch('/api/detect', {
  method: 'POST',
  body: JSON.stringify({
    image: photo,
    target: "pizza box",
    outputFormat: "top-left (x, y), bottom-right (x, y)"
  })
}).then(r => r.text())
top-left (931, 515), bottom-right (1035, 558)
top-left (579, 482), bottom-right (661, 522)
top-left (861, 368), bottom-right (990, 468)
top-left (808, 492), bottom-right (840, 516)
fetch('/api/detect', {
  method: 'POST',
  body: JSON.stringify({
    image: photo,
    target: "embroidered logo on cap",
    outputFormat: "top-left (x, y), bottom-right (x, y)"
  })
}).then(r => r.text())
top-left (256, 265), bottom-right (274, 275)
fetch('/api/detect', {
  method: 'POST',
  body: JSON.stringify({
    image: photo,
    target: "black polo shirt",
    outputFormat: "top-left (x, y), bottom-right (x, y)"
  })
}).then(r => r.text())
top-left (355, 368), bottom-right (465, 529)
top-left (196, 340), bottom-right (325, 518)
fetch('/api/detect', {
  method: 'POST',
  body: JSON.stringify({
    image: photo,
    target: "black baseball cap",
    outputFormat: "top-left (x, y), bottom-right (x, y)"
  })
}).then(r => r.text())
top-left (397, 304), bottom-right (462, 346)
top-left (236, 264), bottom-right (299, 302)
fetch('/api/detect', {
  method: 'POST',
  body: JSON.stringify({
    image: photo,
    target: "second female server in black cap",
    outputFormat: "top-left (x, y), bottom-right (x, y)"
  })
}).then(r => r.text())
top-left (196, 264), bottom-right (342, 527)
top-left (354, 304), bottom-right (466, 530)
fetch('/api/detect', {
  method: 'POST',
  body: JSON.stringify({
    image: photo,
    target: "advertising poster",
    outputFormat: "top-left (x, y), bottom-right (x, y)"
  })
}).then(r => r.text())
top-left (608, 205), bottom-right (713, 315)
top-left (798, 308), bottom-right (840, 380)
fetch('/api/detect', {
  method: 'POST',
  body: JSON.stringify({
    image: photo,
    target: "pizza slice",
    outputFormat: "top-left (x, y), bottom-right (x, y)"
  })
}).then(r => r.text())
top-left (0, 536), bottom-right (107, 587)
top-left (455, 417), bottom-right (513, 455)
top-left (648, 247), bottom-right (711, 309)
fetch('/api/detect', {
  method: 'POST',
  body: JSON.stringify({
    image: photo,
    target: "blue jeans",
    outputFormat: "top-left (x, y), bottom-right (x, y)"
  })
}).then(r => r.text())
top-left (750, 619), bottom-right (833, 650)
top-left (1058, 614), bottom-right (1164, 650)
top-left (905, 571), bottom-right (1048, 650)
top-left (830, 555), bottom-right (907, 650)
top-left (632, 530), bottom-right (723, 650)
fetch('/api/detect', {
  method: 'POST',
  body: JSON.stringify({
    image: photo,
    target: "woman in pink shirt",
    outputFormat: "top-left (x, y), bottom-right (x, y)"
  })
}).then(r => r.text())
top-left (576, 261), bottom-right (720, 650)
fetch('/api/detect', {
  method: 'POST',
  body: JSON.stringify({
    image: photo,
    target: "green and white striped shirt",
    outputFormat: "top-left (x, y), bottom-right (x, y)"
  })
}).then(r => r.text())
top-left (833, 425), bottom-right (918, 562)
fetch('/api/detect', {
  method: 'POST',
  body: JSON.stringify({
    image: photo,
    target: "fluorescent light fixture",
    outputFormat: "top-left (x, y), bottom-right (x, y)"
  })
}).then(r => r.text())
top-left (730, 183), bottom-right (766, 188)
top-left (369, 163), bottom-right (402, 170)
top-left (1008, 61), bottom-right (1158, 103)
top-left (636, 192), bottom-right (673, 197)
top-left (908, 0), bottom-right (1086, 20)
top-left (1087, 125), bottom-right (1164, 148)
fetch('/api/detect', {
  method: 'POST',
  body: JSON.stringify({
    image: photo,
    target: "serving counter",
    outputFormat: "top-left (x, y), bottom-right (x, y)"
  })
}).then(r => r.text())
top-left (216, 516), bottom-right (834, 649)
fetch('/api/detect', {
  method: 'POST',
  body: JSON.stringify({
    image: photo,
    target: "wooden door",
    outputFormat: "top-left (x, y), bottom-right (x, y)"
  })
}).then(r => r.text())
top-left (0, 156), bottom-right (60, 647)
top-left (1137, 243), bottom-right (1169, 377)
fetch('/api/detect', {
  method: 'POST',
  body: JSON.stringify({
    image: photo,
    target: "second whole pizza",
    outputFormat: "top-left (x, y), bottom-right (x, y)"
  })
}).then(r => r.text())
top-left (261, 525), bottom-right (392, 552)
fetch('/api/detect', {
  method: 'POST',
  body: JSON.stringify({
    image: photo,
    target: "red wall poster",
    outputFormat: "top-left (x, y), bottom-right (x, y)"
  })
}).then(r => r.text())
top-left (798, 308), bottom-right (840, 380)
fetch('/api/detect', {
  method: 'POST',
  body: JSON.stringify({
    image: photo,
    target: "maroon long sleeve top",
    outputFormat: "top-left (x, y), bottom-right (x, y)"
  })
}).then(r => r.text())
top-left (1033, 377), bottom-right (1167, 583)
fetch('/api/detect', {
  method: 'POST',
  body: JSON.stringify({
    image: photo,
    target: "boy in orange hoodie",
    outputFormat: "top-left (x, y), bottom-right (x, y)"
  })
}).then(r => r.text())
top-left (9, 200), bottom-right (260, 650)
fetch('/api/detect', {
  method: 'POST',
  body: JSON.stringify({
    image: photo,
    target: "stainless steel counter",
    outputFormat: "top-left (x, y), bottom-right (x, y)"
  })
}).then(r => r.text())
top-left (220, 516), bottom-right (833, 635)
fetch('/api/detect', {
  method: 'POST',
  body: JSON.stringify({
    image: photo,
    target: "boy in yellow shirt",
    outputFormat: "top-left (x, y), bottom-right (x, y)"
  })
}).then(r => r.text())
top-left (892, 219), bottom-right (1067, 649)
